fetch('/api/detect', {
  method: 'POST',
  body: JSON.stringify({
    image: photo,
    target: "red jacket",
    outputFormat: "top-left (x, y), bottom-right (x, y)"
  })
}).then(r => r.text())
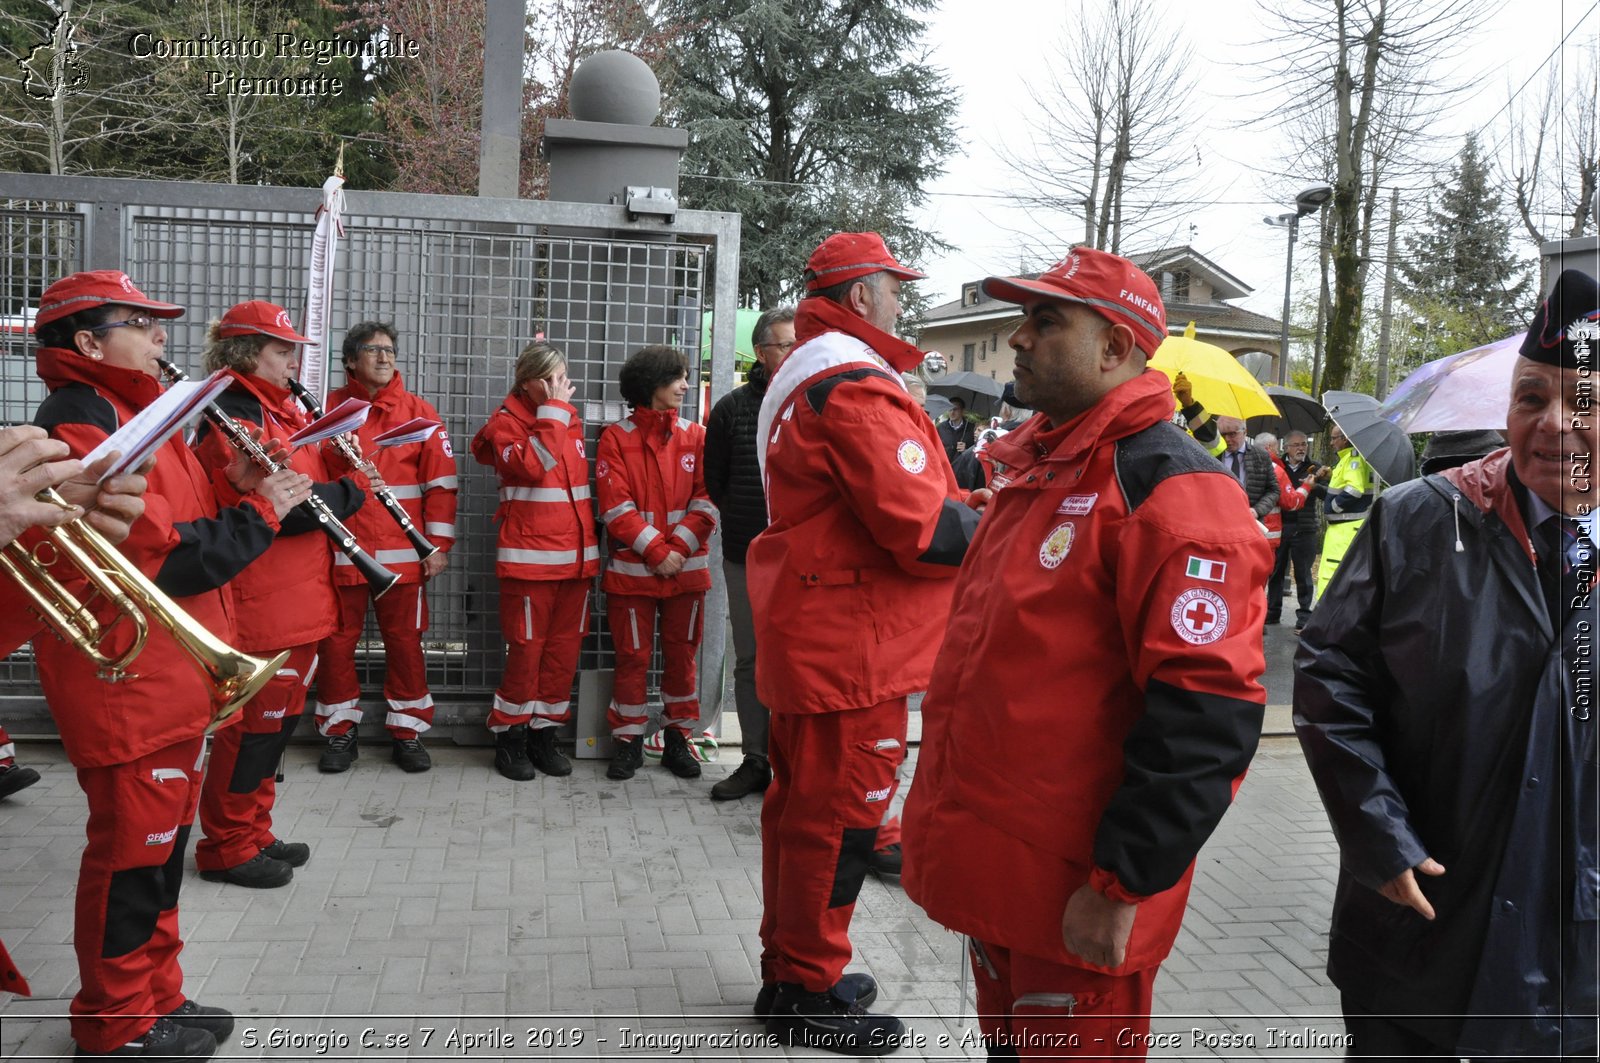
top-left (1264, 455), bottom-right (1310, 539)
top-left (595, 407), bottom-right (716, 598)
top-left (191, 369), bottom-right (354, 652)
top-left (747, 297), bottom-right (976, 715)
top-left (28, 348), bottom-right (284, 767)
top-left (470, 391), bottom-right (599, 581)
top-left (325, 372), bottom-right (458, 584)
top-left (903, 370), bottom-right (1271, 973)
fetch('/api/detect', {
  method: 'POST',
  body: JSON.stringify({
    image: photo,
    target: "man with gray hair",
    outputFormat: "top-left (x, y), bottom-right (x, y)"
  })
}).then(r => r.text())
top-left (1270, 429), bottom-right (1322, 630)
top-left (1216, 416), bottom-right (1278, 523)
top-left (702, 306), bottom-right (795, 801)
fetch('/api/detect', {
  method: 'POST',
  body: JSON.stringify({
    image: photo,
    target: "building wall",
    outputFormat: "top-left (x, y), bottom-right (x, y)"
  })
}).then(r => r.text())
top-left (914, 316), bottom-right (1020, 383)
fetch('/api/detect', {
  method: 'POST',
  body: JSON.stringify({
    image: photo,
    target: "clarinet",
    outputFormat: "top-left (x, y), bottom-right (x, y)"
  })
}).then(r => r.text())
top-left (157, 358), bottom-right (400, 599)
top-left (286, 378), bottom-right (439, 562)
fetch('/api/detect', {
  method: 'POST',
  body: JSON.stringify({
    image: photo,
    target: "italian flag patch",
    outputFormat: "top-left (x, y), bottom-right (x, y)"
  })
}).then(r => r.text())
top-left (1186, 556), bottom-right (1227, 583)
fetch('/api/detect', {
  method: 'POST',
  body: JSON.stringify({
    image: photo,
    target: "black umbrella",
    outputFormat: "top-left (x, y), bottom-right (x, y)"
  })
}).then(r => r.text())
top-left (1323, 390), bottom-right (1417, 487)
top-left (1246, 385), bottom-right (1326, 438)
top-left (926, 371), bottom-right (1006, 418)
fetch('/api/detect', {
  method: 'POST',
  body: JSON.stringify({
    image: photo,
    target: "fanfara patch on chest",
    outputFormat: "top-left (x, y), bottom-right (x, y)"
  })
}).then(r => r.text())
top-left (1170, 587), bottom-right (1229, 645)
top-left (680, 453), bottom-right (696, 473)
top-left (1056, 493), bottom-right (1098, 516)
top-left (896, 438), bottom-right (928, 474)
top-left (1038, 521), bottom-right (1076, 569)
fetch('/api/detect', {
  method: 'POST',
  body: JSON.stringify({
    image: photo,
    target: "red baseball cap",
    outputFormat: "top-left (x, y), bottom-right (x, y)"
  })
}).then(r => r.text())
top-left (803, 232), bottom-right (928, 293)
top-left (217, 300), bottom-right (313, 345)
top-left (35, 270), bottom-right (184, 328)
top-left (982, 248), bottom-right (1168, 356)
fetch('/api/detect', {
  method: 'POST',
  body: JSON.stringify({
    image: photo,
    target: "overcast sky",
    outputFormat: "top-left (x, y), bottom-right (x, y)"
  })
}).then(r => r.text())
top-left (911, 0), bottom-right (1593, 314)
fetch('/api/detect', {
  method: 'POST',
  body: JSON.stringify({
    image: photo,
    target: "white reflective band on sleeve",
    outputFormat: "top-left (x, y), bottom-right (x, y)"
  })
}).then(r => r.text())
top-left (668, 509), bottom-right (685, 523)
top-left (386, 484), bottom-right (424, 499)
top-left (529, 436), bottom-right (558, 470)
top-left (607, 554), bottom-right (707, 578)
top-left (385, 712), bottom-right (432, 733)
top-left (601, 500), bottom-right (638, 524)
top-left (335, 548), bottom-right (422, 566)
top-left (687, 499), bottom-right (718, 518)
top-left (422, 475), bottom-right (458, 491)
top-left (499, 547), bottom-right (581, 565)
top-left (583, 545), bottom-right (600, 562)
top-left (632, 525), bottom-right (661, 555)
top-left (501, 484), bottom-right (592, 504)
top-left (672, 525), bottom-right (701, 552)
top-left (536, 404), bottom-right (572, 425)
top-left (424, 522), bottom-right (455, 538)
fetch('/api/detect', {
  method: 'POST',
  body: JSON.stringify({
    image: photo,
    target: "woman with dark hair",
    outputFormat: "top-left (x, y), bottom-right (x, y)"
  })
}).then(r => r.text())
top-left (470, 341), bottom-right (598, 781)
top-left (189, 300), bottom-right (370, 890)
top-left (595, 345), bottom-right (718, 781)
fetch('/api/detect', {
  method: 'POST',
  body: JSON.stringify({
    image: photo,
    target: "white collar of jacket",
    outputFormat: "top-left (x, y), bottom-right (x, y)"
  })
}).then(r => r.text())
top-left (755, 328), bottom-right (908, 483)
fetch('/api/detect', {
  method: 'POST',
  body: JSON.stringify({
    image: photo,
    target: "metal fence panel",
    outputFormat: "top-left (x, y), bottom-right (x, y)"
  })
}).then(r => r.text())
top-left (0, 173), bottom-right (739, 736)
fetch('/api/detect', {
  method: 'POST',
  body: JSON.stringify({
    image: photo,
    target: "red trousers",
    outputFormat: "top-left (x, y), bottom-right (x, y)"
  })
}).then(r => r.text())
top-left (605, 592), bottom-right (704, 736)
top-left (969, 939), bottom-right (1157, 1059)
top-left (0, 721), bottom-right (15, 765)
top-left (487, 577), bottom-right (590, 732)
top-left (195, 643), bottom-right (316, 871)
top-left (71, 736), bottom-right (205, 1052)
top-left (314, 582), bottom-right (433, 739)
top-left (760, 698), bottom-right (907, 991)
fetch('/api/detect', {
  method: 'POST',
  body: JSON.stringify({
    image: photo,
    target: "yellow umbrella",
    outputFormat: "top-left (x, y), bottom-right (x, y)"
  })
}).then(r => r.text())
top-left (1148, 323), bottom-right (1279, 420)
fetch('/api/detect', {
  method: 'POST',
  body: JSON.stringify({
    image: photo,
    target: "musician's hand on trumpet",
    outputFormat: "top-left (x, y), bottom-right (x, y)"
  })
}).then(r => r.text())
top-left (0, 426), bottom-right (89, 544)
top-left (255, 469), bottom-right (315, 520)
top-left (62, 454), bottom-right (150, 546)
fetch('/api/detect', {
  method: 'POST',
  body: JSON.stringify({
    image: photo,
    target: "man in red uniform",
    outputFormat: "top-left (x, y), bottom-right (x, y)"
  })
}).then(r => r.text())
top-left (313, 322), bottom-right (457, 774)
top-left (27, 271), bottom-right (309, 1058)
top-left (747, 232), bottom-right (981, 1053)
top-left (902, 249), bottom-right (1271, 1058)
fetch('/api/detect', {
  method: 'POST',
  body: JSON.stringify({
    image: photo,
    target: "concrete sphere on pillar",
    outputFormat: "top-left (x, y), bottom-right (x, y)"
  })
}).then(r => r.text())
top-left (568, 50), bottom-right (661, 126)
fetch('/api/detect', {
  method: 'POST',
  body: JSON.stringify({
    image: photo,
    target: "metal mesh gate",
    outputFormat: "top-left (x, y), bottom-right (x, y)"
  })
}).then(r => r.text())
top-left (0, 174), bottom-right (740, 732)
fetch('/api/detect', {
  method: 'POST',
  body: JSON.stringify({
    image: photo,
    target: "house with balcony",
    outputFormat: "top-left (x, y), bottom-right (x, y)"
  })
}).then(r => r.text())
top-left (913, 246), bottom-right (1285, 387)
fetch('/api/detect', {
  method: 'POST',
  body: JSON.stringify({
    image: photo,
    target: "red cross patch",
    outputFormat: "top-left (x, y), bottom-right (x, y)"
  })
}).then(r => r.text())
top-left (1169, 587), bottom-right (1229, 645)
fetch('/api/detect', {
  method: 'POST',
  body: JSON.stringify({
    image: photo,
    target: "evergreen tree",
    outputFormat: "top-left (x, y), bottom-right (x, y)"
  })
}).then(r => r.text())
top-left (1399, 133), bottom-right (1532, 361)
top-left (660, 0), bottom-right (958, 311)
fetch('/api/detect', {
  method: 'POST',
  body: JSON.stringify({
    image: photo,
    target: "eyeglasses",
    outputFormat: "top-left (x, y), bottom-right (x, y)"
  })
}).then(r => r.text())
top-left (757, 341), bottom-right (794, 353)
top-left (357, 344), bottom-right (397, 356)
top-left (94, 314), bottom-right (160, 333)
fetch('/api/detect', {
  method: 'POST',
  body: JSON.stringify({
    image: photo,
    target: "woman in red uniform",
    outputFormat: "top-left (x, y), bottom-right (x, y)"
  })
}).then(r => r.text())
top-left (26, 272), bottom-right (307, 1058)
top-left (471, 342), bottom-right (598, 780)
top-left (190, 300), bottom-right (369, 890)
top-left (595, 345), bottom-right (717, 782)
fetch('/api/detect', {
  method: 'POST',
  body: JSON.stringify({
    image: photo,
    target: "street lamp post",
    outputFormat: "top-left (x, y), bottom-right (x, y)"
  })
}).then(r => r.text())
top-left (1264, 184), bottom-right (1334, 386)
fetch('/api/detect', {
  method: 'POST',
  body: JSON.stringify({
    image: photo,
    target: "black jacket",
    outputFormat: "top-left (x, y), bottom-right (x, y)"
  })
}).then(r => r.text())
top-left (1294, 452), bottom-right (1597, 1056)
top-left (702, 363), bottom-right (768, 563)
top-left (1219, 442), bottom-right (1278, 520)
top-left (1280, 456), bottom-right (1322, 531)
top-left (936, 413), bottom-right (975, 464)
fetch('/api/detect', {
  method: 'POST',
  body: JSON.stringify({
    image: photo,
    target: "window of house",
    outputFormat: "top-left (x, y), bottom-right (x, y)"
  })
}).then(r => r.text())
top-left (1164, 270), bottom-right (1191, 303)
top-left (962, 343), bottom-right (976, 372)
top-left (963, 283), bottom-right (980, 306)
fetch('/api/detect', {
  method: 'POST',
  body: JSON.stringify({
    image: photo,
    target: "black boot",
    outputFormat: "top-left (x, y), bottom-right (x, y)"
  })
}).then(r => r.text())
top-left (0, 763), bottom-right (40, 800)
top-left (494, 725), bottom-right (536, 781)
top-left (607, 736), bottom-right (644, 780)
top-left (317, 730), bottom-right (358, 773)
top-left (660, 727), bottom-right (702, 779)
top-left (710, 754), bottom-right (771, 800)
top-left (526, 726), bottom-right (572, 777)
top-left (75, 1016), bottom-right (218, 1058)
top-left (766, 981), bottom-right (905, 1055)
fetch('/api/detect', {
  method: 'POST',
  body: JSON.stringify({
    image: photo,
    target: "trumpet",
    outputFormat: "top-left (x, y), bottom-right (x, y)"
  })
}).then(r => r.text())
top-left (0, 489), bottom-right (288, 733)
top-left (157, 359), bottom-right (400, 599)
top-left (286, 378), bottom-right (440, 562)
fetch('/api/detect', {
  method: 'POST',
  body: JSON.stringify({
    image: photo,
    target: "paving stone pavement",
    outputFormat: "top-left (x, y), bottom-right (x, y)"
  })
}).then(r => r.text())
top-left (2, 627), bottom-right (1343, 1061)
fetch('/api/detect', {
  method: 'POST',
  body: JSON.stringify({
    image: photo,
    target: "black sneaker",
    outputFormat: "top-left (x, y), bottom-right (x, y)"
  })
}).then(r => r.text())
top-left (198, 851), bottom-right (293, 889)
top-left (391, 738), bottom-right (431, 773)
top-left (660, 727), bottom-right (702, 779)
top-left (607, 736), bottom-right (644, 780)
top-left (75, 1016), bottom-right (218, 1058)
top-left (164, 1000), bottom-right (235, 1044)
top-left (527, 726), bottom-right (572, 777)
top-left (494, 724), bottom-right (536, 781)
top-left (260, 839), bottom-right (310, 868)
top-left (754, 972), bottom-right (878, 1020)
top-left (765, 981), bottom-right (905, 1055)
top-left (0, 763), bottom-right (40, 800)
top-left (318, 730), bottom-right (359, 773)
top-left (711, 755), bottom-right (771, 801)
top-left (869, 843), bottom-right (903, 877)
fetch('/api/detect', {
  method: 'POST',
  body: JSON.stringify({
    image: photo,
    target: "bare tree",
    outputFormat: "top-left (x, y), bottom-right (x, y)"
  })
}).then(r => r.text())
top-left (1503, 45), bottom-right (1598, 246)
top-left (1255, 0), bottom-right (1493, 394)
top-left (1004, 0), bottom-right (1204, 258)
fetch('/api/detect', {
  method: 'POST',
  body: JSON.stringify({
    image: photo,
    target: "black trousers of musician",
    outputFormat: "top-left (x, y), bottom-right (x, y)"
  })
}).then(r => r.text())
top-left (195, 643), bottom-right (317, 872)
top-left (70, 735), bottom-right (204, 1052)
top-left (1268, 523), bottom-right (1318, 626)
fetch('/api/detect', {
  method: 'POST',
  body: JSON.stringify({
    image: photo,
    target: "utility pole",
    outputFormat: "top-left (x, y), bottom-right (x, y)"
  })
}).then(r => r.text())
top-left (1375, 188), bottom-right (1400, 399)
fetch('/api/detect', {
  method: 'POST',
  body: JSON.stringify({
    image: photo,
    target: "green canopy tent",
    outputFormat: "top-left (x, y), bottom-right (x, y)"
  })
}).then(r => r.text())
top-left (701, 307), bottom-right (765, 369)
